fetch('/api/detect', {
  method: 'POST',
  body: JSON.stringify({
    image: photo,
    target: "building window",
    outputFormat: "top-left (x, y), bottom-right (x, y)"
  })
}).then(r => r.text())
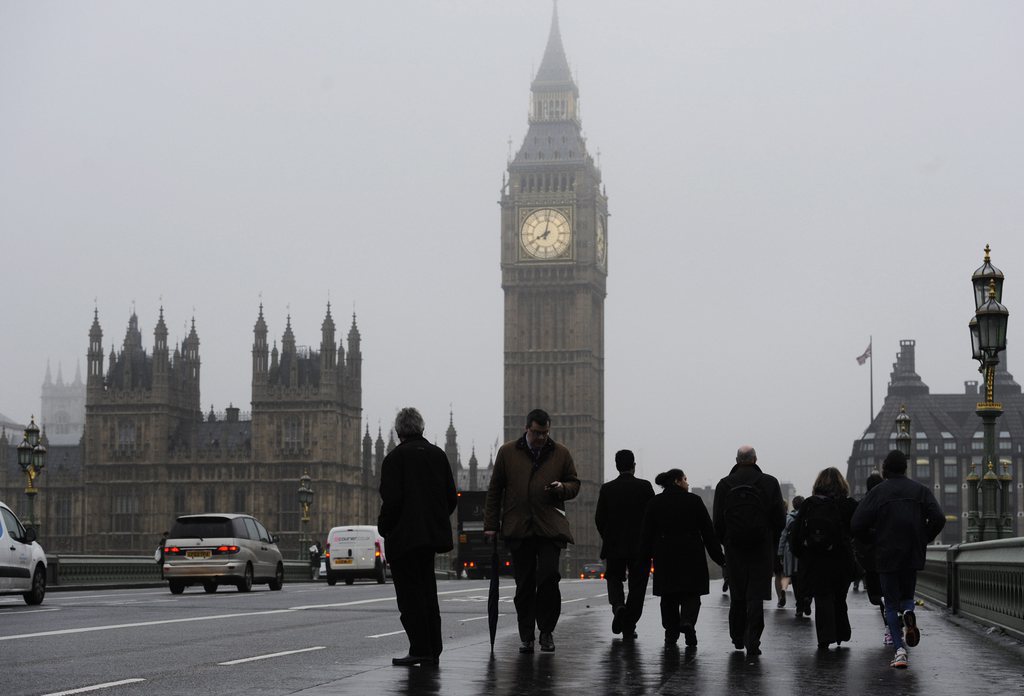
top-left (52, 496), bottom-right (72, 538)
top-left (915, 458), bottom-right (931, 479)
top-left (173, 488), bottom-right (187, 515)
top-left (971, 441), bottom-right (984, 451)
top-left (916, 441), bottom-right (929, 452)
top-left (112, 493), bottom-right (138, 533)
top-left (944, 463), bottom-right (959, 479)
top-left (118, 420), bottom-right (136, 447)
top-left (862, 443), bottom-right (874, 452)
top-left (999, 441), bottom-right (1012, 451)
top-left (943, 441), bottom-right (957, 451)
top-left (284, 417), bottom-right (301, 450)
top-left (943, 492), bottom-right (959, 509)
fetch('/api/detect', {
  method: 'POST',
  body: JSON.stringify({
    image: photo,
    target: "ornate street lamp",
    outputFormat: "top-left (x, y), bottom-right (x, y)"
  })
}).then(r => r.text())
top-left (297, 471), bottom-right (314, 560)
top-left (967, 246), bottom-right (1011, 541)
top-left (895, 405), bottom-right (912, 459)
top-left (16, 416), bottom-right (46, 530)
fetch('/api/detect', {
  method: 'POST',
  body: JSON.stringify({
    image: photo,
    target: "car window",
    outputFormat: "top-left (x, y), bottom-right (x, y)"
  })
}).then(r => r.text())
top-left (1, 508), bottom-right (25, 542)
top-left (242, 517), bottom-right (260, 541)
top-left (254, 519), bottom-right (272, 543)
top-left (169, 517), bottom-right (233, 538)
top-left (232, 518), bottom-right (249, 538)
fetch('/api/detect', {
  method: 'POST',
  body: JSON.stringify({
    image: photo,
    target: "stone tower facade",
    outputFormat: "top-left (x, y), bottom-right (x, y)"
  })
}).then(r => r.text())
top-left (500, 6), bottom-right (607, 566)
top-left (63, 304), bottom-right (369, 555)
top-left (41, 360), bottom-right (86, 445)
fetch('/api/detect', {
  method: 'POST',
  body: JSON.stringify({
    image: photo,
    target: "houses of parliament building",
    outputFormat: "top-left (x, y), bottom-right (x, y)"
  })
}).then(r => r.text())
top-left (0, 305), bottom-right (380, 555)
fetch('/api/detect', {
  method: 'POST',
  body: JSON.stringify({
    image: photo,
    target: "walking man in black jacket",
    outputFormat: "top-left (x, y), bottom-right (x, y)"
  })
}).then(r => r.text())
top-left (851, 450), bottom-right (944, 669)
top-left (713, 445), bottom-right (786, 658)
top-left (378, 407), bottom-right (458, 667)
top-left (595, 450), bottom-right (655, 640)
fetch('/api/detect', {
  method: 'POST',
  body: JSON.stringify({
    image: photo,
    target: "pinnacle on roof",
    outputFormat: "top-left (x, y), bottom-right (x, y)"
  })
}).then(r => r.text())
top-left (533, 0), bottom-right (574, 88)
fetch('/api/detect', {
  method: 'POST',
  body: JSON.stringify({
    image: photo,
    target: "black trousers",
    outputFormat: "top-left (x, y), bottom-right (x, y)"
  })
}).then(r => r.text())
top-left (389, 548), bottom-right (442, 658)
top-left (659, 593), bottom-right (701, 636)
top-left (510, 537), bottom-right (562, 641)
top-left (725, 547), bottom-right (771, 651)
top-left (604, 556), bottom-right (650, 630)
top-left (812, 584), bottom-right (852, 645)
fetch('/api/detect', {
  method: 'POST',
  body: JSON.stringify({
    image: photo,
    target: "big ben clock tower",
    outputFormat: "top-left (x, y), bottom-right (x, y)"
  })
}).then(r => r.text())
top-left (500, 4), bottom-right (607, 565)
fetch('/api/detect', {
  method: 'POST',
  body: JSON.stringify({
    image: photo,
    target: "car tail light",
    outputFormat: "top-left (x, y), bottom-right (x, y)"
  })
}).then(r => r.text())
top-left (469, 561), bottom-right (476, 568)
top-left (375, 540), bottom-right (382, 558)
top-left (213, 545), bottom-right (240, 555)
top-left (504, 561), bottom-right (511, 567)
top-left (165, 546), bottom-right (183, 556)
top-left (579, 573), bottom-right (585, 579)
top-left (600, 573), bottom-right (605, 579)
top-left (325, 550), bottom-right (331, 559)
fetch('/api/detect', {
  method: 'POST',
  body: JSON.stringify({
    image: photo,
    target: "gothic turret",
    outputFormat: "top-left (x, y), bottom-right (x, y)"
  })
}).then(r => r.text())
top-left (444, 410), bottom-right (460, 480)
top-left (347, 314), bottom-right (362, 402)
top-left (252, 304), bottom-right (269, 386)
top-left (321, 303), bottom-right (337, 372)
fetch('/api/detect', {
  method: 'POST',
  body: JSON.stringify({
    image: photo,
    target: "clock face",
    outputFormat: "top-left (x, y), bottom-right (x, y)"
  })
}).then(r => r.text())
top-left (520, 208), bottom-right (572, 259)
top-left (596, 216), bottom-right (606, 268)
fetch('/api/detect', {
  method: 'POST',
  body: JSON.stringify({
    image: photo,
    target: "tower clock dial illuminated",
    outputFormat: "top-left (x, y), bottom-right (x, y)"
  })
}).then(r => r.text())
top-left (520, 208), bottom-right (572, 259)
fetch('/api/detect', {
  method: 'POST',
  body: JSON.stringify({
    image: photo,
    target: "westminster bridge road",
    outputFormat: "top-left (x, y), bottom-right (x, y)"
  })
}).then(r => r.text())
top-left (2, 579), bottom-right (1022, 696)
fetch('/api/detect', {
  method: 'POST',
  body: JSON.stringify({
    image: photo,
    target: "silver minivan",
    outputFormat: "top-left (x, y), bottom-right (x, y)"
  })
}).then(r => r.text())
top-left (163, 513), bottom-right (284, 594)
top-left (324, 525), bottom-right (387, 585)
top-left (0, 501), bottom-right (47, 605)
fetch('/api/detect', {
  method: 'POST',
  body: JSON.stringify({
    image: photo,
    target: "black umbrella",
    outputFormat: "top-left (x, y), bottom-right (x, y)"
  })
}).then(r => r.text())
top-left (488, 533), bottom-right (500, 654)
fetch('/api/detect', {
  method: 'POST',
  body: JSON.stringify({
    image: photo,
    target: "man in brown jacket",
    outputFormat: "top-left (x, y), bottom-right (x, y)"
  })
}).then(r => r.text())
top-left (484, 408), bottom-right (581, 654)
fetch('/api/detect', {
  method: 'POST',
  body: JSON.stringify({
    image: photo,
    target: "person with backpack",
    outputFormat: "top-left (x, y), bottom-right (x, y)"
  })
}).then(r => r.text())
top-left (851, 450), bottom-right (945, 670)
top-left (712, 445), bottom-right (787, 658)
top-left (853, 471), bottom-right (891, 644)
top-left (790, 467), bottom-right (858, 650)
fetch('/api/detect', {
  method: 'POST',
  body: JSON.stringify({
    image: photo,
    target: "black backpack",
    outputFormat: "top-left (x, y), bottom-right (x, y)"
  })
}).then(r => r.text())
top-left (723, 478), bottom-right (767, 547)
top-left (797, 496), bottom-right (843, 555)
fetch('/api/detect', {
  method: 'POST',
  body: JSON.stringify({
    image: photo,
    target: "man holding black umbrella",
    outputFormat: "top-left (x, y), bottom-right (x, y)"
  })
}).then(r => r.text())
top-left (378, 407), bottom-right (458, 667)
top-left (484, 408), bottom-right (580, 655)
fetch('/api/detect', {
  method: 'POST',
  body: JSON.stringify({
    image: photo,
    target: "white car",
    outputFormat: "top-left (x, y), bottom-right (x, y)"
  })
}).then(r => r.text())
top-left (162, 513), bottom-right (284, 593)
top-left (0, 501), bottom-right (47, 605)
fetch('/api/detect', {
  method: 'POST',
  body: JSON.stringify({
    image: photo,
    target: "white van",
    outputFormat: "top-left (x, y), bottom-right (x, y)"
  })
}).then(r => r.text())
top-left (324, 525), bottom-right (387, 585)
top-left (0, 500), bottom-right (47, 605)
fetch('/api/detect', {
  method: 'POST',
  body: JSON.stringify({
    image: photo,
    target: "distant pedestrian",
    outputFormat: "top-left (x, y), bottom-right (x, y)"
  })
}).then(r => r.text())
top-left (777, 496), bottom-right (808, 617)
top-left (156, 531), bottom-right (168, 579)
top-left (851, 450), bottom-right (945, 669)
top-left (640, 469), bottom-right (724, 647)
top-left (713, 445), bottom-right (786, 658)
top-left (790, 467), bottom-right (858, 650)
top-left (484, 408), bottom-right (581, 654)
top-left (309, 542), bottom-right (322, 580)
top-left (773, 500), bottom-right (789, 608)
top-left (595, 449), bottom-right (655, 640)
top-left (853, 472), bottom-right (890, 644)
top-left (377, 407), bottom-right (458, 667)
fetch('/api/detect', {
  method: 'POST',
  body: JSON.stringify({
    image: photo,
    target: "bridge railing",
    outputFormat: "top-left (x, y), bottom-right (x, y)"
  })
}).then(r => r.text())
top-left (921, 538), bottom-right (1024, 642)
top-left (45, 555), bottom-right (315, 588)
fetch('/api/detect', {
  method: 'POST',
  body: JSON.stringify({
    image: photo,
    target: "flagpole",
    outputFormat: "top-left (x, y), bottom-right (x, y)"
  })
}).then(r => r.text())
top-left (869, 335), bottom-right (874, 426)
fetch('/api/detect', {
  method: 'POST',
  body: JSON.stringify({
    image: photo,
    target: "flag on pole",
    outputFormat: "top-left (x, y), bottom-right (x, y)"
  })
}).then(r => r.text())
top-left (856, 342), bottom-right (872, 365)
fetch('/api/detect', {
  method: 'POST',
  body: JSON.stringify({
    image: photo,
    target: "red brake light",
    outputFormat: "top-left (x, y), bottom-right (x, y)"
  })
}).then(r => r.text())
top-left (375, 540), bottom-right (381, 558)
top-left (214, 545), bottom-right (239, 555)
top-left (580, 573), bottom-right (585, 579)
top-left (165, 546), bottom-right (182, 555)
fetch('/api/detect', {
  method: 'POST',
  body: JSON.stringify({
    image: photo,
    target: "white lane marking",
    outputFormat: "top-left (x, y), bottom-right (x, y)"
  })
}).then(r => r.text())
top-left (42, 678), bottom-right (146, 695)
top-left (367, 630), bottom-right (405, 638)
top-left (461, 614), bottom-right (506, 623)
top-left (2, 586), bottom-right (492, 642)
top-left (563, 597), bottom-right (587, 604)
top-left (0, 607), bottom-right (60, 615)
top-left (218, 646), bottom-right (325, 665)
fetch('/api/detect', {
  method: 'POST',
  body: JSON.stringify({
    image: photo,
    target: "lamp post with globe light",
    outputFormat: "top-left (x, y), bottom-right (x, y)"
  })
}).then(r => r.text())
top-left (16, 416), bottom-right (47, 530)
top-left (967, 245), bottom-right (1010, 541)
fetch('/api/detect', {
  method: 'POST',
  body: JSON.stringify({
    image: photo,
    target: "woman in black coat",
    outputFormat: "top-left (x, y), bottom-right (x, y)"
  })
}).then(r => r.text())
top-left (639, 469), bottom-right (725, 647)
top-left (791, 466), bottom-right (858, 650)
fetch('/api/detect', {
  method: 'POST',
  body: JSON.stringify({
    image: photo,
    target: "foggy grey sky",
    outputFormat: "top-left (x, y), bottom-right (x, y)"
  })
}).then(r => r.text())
top-left (2, 1), bottom-right (1023, 493)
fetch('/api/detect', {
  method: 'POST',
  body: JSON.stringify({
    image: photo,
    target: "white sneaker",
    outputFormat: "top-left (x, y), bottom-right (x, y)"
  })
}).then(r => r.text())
top-left (890, 647), bottom-right (908, 669)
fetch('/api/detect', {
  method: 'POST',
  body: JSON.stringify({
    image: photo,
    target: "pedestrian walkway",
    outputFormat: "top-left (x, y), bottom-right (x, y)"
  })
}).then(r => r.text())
top-left (299, 585), bottom-right (1024, 695)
